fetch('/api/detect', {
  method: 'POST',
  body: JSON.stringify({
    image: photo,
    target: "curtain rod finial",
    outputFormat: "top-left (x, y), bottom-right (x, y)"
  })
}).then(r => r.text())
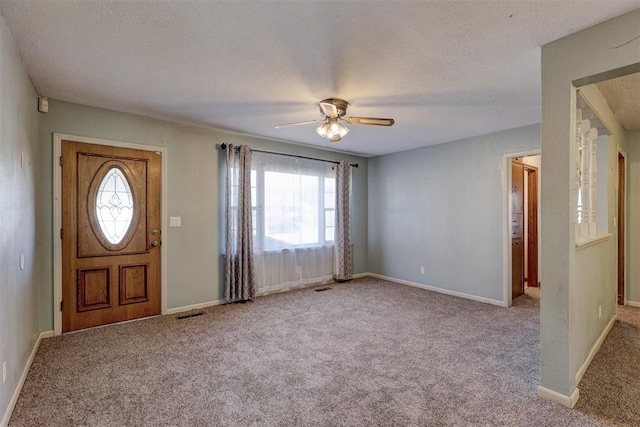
top-left (220, 143), bottom-right (227, 150)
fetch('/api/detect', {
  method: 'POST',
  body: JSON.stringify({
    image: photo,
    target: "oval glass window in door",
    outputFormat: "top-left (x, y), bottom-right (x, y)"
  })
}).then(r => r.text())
top-left (95, 167), bottom-right (135, 244)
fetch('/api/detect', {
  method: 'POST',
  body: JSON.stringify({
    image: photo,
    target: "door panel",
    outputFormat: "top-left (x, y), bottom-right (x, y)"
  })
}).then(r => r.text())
top-left (511, 159), bottom-right (524, 299)
top-left (77, 268), bottom-right (111, 312)
top-left (119, 264), bottom-right (149, 305)
top-left (79, 156), bottom-right (146, 256)
top-left (512, 238), bottom-right (524, 297)
top-left (62, 141), bottom-right (161, 332)
top-left (526, 167), bottom-right (539, 288)
top-left (618, 153), bottom-right (625, 305)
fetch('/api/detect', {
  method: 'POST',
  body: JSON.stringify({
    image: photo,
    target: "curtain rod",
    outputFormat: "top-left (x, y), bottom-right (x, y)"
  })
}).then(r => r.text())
top-left (219, 143), bottom-right (359, 168)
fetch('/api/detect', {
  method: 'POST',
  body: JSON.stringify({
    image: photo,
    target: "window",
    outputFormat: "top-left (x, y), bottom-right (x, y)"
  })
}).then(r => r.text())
top-left (225, 150), bottom-right (340, 293)
top-left (95, 167), bottom-right (134, 244)
top-left (251, 153), bottom-right (335, 251)
top-left (324, 177), bottom-right (335, 242)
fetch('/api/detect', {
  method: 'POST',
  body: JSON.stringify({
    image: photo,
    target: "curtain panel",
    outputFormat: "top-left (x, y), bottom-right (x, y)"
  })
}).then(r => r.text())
top-left (225, 144), bottom-right (256, 302)
top-left (334, 160), bottom-right (352, 281)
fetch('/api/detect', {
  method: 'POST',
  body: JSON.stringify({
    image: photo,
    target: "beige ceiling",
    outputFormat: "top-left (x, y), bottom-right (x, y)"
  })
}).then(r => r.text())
top-left (0, 1), bottom-right (639, 156)
top-left (597, 73), bottom-right (640, 131)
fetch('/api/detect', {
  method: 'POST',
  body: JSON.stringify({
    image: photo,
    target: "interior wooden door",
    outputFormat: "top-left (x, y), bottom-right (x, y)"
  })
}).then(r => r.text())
top-left (526, 166), bottom-right (539, 288)
top-left (618, 152), bottom-right (625, 305)
top-left (62, 141), bottom-right (161, 332)
top-left (511, 158), bottom-right (525, 299)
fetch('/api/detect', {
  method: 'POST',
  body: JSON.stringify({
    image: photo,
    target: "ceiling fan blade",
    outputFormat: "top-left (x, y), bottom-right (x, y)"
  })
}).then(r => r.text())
top-left (274, 119), bottom-right (324, 129)
top-left (319, 102), bottom-right (339, 118)
top-left (345, 117), bottom-right (395, 126)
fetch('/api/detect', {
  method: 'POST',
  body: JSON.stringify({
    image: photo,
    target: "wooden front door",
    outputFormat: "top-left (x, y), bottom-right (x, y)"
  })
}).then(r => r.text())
top-left (62, 141), bottom-right (161, 332)
top-left (511, 158), bottom-right (525, 299)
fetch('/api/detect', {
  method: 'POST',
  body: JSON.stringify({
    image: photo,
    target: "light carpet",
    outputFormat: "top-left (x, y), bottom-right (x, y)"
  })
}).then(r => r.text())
top-left (574, 304), bottom-right (640, 425)
top-left (9, 277), bottom-right (614, 426)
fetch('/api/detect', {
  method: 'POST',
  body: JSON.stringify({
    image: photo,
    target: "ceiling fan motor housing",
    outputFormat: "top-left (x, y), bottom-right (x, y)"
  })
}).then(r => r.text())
top-left (320, 98), bottom-right (349, 118)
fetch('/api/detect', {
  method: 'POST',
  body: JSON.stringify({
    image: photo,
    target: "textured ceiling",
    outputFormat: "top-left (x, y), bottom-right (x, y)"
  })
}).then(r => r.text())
top-left (597, 73), bottom-right (640, 131)
top-left (1, 1), bottom-right (639, 157)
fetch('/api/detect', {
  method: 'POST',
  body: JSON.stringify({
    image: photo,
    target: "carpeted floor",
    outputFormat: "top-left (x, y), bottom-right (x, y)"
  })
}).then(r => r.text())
top-left (8, 277), bottom-right (631, 426)
top-left (574, 304), bottom-right (640, 426)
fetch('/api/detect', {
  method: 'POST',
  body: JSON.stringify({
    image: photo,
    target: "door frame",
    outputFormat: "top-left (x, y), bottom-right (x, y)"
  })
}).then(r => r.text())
top-left (502, 149), bottom-right (540, 306)
top-left (53, 133), bottom-right (168, 335)
top-left (524, 164), bottom-right (539, 288)
top-left (617, 145), bottom-right (627, 306)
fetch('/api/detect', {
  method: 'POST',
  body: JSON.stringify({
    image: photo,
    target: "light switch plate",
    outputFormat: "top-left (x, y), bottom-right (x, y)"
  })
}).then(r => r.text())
top-left (170, 217), bottom-right (182, 227)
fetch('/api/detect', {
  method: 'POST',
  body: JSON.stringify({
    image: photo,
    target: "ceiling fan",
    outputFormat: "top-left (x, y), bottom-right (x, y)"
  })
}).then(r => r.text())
top-left (274, 98), bottom-right (394, 142)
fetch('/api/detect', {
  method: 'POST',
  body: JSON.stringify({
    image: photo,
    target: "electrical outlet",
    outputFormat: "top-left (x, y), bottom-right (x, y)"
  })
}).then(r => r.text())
top-left (2, 361), bottom-right (6, 384)
top-left (420, 266), bottom-right (425, 275)
top-left (599, 305), bottom-right (602, 319)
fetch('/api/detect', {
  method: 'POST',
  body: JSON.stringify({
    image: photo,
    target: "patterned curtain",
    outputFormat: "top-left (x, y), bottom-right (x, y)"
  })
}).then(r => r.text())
top-left (225, 144), bottom-right (256, 302)
top-left (334, 160), bottom-right (352, 281)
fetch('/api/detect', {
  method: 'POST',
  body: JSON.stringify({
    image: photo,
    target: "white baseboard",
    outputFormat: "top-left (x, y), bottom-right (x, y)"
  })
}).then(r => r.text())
top-left (625, 300), bottom-right (640, 308)
top-left (352, 273), bottom-right (368, 279)
top-left (537, 385), bottom-right (580, 408)
top-left (165, 299), bottom-right (225, 315)
top-left (574, 313), bottom-right (617, 385)
top-left (365, 273), bottom-right (508, 307)
top-left (1, 330), bottom-right (53, 427)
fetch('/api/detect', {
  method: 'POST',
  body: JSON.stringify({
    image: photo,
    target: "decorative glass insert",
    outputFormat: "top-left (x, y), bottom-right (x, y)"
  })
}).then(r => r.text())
top-left (95, 167), bottom-right (135, 244)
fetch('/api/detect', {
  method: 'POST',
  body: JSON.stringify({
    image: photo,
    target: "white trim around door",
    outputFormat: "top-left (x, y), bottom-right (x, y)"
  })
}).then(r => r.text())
top-left (617, 145), bottom-right (627, 309)
top-left (502, 149), bottom-right (541, 306)
top-left (53, 133), bottom-right (168, 336)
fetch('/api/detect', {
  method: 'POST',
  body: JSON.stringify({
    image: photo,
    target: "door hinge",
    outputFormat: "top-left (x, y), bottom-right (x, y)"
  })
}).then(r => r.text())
top-left (60, 228), bottom-right (63, 239)
top-left (59, 156), bottom-right (63, 167)
top-left (60, 301), bottom-right (63, 311)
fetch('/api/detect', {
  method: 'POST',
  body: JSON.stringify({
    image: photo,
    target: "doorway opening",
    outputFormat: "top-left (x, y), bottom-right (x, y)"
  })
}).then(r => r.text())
top-left (53, 133), bottom-right (168, 335)
top-left (504, 151), bottom-right (541, 305)
top-left (618, 149), bottom-right (626, 305)
top-left (524, 162), bottom-right (539, 290)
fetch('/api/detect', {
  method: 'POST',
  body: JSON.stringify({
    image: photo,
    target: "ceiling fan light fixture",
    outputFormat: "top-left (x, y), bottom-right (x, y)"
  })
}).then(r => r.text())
top-left (275, 98), bottom-right (393, 143)
top-left (316, 117), bottom-right (349, 142)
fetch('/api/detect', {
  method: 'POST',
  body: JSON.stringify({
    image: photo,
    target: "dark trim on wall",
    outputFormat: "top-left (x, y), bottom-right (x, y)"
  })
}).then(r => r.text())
top-left (572, 62), bottom-right (640, 87)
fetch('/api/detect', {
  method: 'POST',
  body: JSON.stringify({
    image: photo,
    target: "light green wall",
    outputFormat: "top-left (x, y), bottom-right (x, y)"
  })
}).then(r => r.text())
top-left (540, 8), bottom-right (640, 400)
top-left (368, 124), bottom-right (540, 303)
top-left (0, 14), bottom-right (41, 423)
top-left (626, 129), bottom-right (640, 303)
top-left (570, 84), bottom-right (627, 387)
top-left (37, 100), bottom-right (368, 331)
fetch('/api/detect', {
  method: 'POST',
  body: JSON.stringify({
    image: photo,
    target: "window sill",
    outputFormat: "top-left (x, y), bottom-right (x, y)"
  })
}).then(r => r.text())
top-left (575, 233), bottom-right (612, 251)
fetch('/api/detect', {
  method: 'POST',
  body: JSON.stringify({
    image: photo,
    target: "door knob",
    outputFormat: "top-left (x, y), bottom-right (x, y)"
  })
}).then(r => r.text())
top-left (151, 240), bottom-right (159, 247)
